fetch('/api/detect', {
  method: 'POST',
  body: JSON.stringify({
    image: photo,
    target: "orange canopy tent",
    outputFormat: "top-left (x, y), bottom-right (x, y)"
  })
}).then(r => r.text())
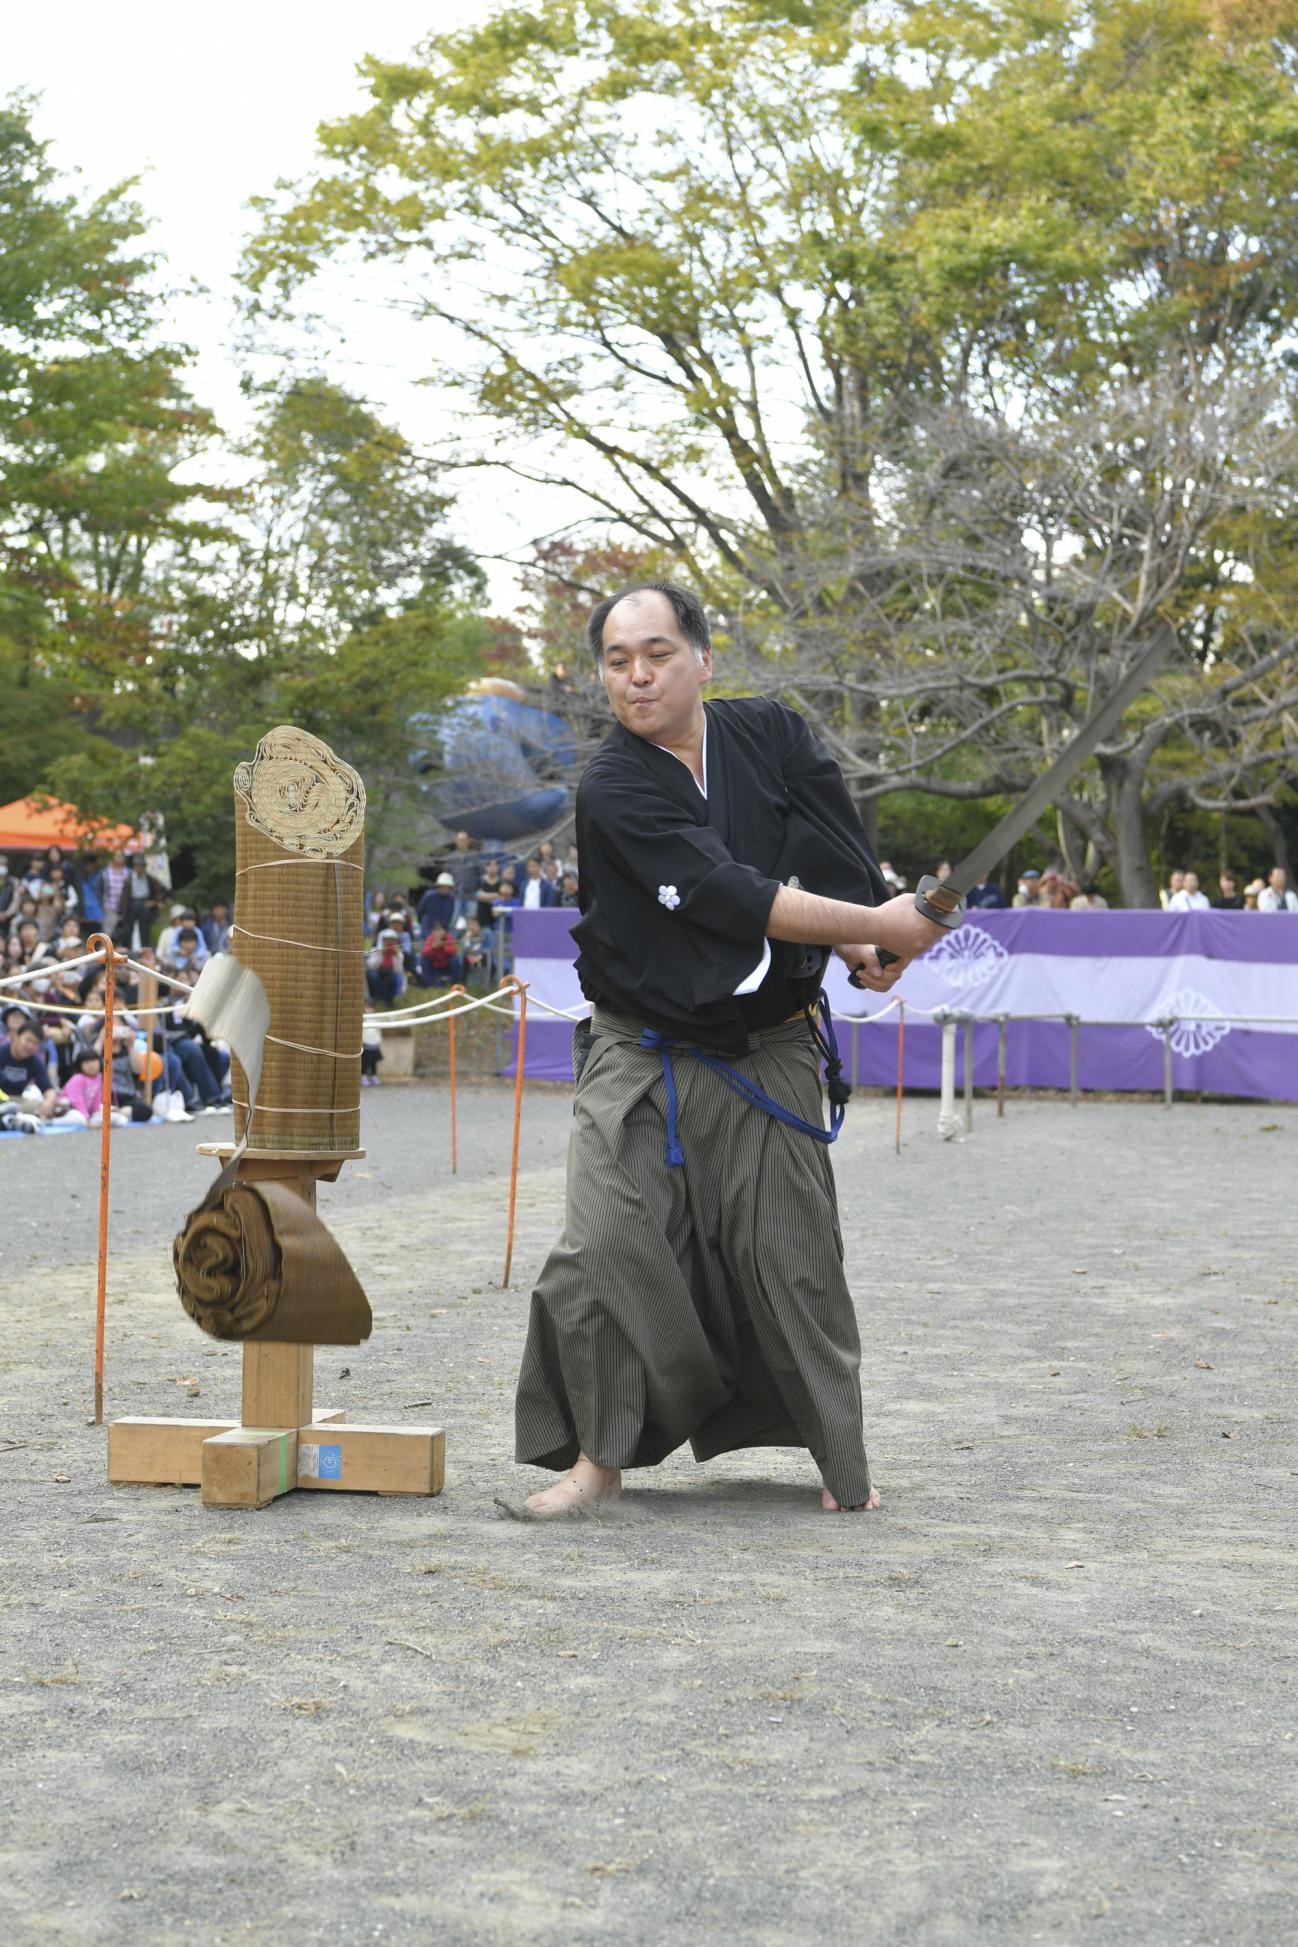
top-left (0, 797), bottom-right (139, 854)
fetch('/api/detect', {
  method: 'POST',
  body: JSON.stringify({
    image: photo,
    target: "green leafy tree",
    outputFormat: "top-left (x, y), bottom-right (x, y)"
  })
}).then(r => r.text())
top-left (247, 0), bottom-right (1298, 902)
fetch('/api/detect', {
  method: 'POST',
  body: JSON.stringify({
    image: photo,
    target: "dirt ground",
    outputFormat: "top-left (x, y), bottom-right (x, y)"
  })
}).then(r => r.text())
top-left (2, 1081), bottom-right (1295, 1947)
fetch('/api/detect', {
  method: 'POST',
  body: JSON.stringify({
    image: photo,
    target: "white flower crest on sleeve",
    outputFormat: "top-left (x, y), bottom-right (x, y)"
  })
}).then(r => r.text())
top-left (657, 884), bottom-right (681, 911)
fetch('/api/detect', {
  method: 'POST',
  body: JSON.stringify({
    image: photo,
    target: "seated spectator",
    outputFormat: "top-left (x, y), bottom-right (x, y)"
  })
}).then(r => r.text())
top-left (1168, 871), bottom-right (1209, 912)
top-left (537, 839), bottom-right (562, 878)
top-left (56, 916), bottom-right (83, 952)
top-left (367, 889), bottom-right (390, 937)
top-left (1012, 869), bottom-right (1042, 907)
top-left (1243, 879), bottom-right (1264, 910)
top-left (166, 922), bottom-right (209, 975)
top-left (1038, 869), bottom-right (1079, 909)
top-left (1160, 869), bottom-right (1186, 910)
top-left (200, 897), bottom-right (232, 955)
top-left (1258, 867), bottom-right (1298, 912)
top-left (11, 892), bottom-right (41, 939)
top-left (156, 904), bottom-right (197, 965)
top-left (417, 923), bottom-right (463, 988)
top-left (0, 1020), bottom-right (59, 1118)
top-left (417, 873), bottom-right (457, 936)
top-left (12, 917), bottom-right (44, 966)
top-left (557, 870), bottom-right (580, 909)
top-left (1069, 882), bottom-right (1109, 911)
top-left (1212, 872), bottom-right (1244, 910)
top-left (35, 1003), bottom-right (81, 1087)
top-left (967, 871), bottom-right (1004, 909)
top-left (1, 1001), bottom-right (35, 1051)
top-left (152, 968), bottom-right (229, 1111)
top-left (366, 929), bottom-right (406, 1004)
top-left (57, 1045), bottom-right (146, 1127)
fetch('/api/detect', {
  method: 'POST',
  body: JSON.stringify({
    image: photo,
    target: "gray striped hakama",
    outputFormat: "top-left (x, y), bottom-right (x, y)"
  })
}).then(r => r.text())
top-left (514, 1008), bottom-right (872, 1507)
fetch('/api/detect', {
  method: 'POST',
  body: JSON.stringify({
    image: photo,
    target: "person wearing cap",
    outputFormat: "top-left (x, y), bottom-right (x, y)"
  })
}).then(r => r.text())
top-left (417, 873), bottom-right (457, 936)
top-left (1013, 869), bottom-right (1042, 908)
top-left (1258, 866), bottom-right (1298, 912)
top-left (366, 928), bottom-right (406, 1004)
top-left (1243, 880), bottom-right (1264, 910)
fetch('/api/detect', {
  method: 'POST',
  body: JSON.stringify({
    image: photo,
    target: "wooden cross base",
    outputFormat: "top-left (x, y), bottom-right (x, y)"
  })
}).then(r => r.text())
top-left (106, 1149), bottom-right (445, 1510)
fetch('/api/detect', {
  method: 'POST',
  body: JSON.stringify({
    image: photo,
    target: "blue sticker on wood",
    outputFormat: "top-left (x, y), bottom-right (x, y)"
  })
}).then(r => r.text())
top-left (319, 1444), bottom-right (343, 1480)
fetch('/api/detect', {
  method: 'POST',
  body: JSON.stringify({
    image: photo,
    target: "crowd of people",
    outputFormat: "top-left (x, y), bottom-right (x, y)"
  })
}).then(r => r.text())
top-left (877, 860), bottom-right (1298, 913)
top-left (363, 831), bottom-right (580, 1004)
top-left (4, 827), bottom-right (1293, 1132)
top-left (0, 844), bottom-right (233, 1136)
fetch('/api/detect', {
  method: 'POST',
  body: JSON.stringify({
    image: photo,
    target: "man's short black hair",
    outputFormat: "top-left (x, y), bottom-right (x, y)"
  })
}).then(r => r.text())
top-left (587, 581), bottom-right (711, 665)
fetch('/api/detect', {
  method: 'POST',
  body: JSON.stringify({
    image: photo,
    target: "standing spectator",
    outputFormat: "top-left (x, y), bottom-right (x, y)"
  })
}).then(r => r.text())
top-left (441, 831), bottom-right (479, 924)
top-left (366, 889), bottom-right (390, 937)
top-left (967, 870), bottom-right (1004, 909)
top-left (1012, 869), bottom-right (1042, 907)
top-left (1258, 866), bottom-right (1298, 912)
top-left (1160, 869), bottom-right (1186, 910)
top-left (1212, 872), bottom-right (1244, 910)
top-left (475, 858), bottom-right (504, 935)
top-left (540, 858), bottom-right (563, 903)
top-left (121, 849), bottom-right (161, 950)
top-left (361, 1001), bottom-right (384, 1086)
top-left (101, 850), bottom-right (130, 943)
top-left (417, 873), bottom-right (457, 936)
top-left (200, 898), bottom-right (232, 955)
top-left (1168, 871), bottom-right (1210, 912)
top-left (1069, 882), bottom-right (1109, 910)
top-left (520, 857), bottom-right (553, 910)
top-left (75, 851), bottom-right (105, 930)
top-left (557, 869), bottom-right (580, 910)
top-left (1243, 879), bottom-right (1264, 910)
top-left (457, 917), bottom-right (489, 978)
top-left (0, 856), bottom-right (18, 927)
top-left (1037, 869), bottom-right (1079, 909)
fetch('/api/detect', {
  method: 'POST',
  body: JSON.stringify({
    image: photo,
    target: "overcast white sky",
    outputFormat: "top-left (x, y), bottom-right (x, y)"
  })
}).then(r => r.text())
top-left (7, 0), bottom-right (560, 607)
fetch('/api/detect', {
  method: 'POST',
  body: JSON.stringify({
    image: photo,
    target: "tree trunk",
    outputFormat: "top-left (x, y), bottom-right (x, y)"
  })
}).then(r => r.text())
top-left (1101, 757), bottom-right (1160, 908)
top-left (1259, 805), bottom-right (1293, 880)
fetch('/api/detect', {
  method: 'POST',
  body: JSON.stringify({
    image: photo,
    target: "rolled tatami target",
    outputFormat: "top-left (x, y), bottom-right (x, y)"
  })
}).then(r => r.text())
top-left (173, 1179), bottom-right (372, 1344)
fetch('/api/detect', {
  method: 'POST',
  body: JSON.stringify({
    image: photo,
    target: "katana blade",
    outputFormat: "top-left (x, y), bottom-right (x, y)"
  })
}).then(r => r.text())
top-left (943, 626), bottom-right (1175, 896)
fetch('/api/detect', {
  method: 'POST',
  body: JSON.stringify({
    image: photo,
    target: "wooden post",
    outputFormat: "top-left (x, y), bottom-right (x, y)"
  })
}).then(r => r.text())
top-left (86, 933), bottom-right (119, 1425)
top-left (137, 964), bottom-right (158, 1108)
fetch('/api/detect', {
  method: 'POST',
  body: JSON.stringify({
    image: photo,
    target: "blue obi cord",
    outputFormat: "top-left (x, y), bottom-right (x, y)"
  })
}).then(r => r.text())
top-left (639, 991), bottom-right (851, 1169)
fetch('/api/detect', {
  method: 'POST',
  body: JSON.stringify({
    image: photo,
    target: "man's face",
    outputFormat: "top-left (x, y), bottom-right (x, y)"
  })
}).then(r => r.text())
top-left (598, 592), bottom-right (711, 743)
top-left (1169, 871), bottom-right (1185, 892)
top-left (9, 1028), bottom-right (38, 1060)
top-left (1270, 867), bottom-right (1287, 891)
top-left (455, 832), bottom-right (470, 851)
top-left (1184, 872), bottom-right (1199, 894)
top-left (526, 860), bottom-right (542, 879)
top-left (109, 852), bottom-right (123, 867)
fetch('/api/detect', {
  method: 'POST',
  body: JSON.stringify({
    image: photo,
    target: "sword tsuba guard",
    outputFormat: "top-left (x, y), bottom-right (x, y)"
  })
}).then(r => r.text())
top-left (914, 876), bottom-right (966, 929)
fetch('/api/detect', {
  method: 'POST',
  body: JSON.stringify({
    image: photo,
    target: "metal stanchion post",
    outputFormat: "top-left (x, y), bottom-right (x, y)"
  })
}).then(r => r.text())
top-left (963, 1014), bottom-right (974, 1134)
top-left (996, 1015), bottom-right (1007, 1118)
top-left (1163, 1021), bottom-right (1174, 1107)
top-left (1068, 1014), bottom-right (1079, 1108)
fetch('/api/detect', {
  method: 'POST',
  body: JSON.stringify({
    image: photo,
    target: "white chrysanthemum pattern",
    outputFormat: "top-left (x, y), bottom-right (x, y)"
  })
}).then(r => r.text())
top-left (925, 926), bottom-right (1010, 989)
top-left (657, 884), bottom-right (681, 911)
top-left (1145, 988), bottom-right (1233, 1057)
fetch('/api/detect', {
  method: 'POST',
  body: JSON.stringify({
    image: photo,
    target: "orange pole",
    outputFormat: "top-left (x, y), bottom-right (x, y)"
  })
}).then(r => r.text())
top-left (87, 933), bottom-right (119, 1424)
top-left (448, 983), bottom-right (463, 1173)
top-left (502, 978), bottom-right (528, 1288)
top-left (894, 1001), bottom-right (905, 1156)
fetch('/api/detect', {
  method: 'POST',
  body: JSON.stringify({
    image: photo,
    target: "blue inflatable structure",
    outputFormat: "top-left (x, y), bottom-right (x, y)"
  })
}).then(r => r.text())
top-left (418, 679), bottom-right (579, 843)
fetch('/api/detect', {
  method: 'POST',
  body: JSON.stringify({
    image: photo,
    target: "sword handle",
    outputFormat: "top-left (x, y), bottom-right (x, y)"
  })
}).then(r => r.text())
top-left (849, 877), bottom-right (967, 983)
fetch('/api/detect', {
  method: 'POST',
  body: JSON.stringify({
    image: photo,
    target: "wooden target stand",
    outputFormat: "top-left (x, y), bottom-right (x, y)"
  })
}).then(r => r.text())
top-left (108, 1147), bottom-right (445, 1510)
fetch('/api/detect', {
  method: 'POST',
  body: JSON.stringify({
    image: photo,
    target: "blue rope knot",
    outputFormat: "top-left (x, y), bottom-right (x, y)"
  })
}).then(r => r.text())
top-left (638, 991), bottom-right (848, 1169)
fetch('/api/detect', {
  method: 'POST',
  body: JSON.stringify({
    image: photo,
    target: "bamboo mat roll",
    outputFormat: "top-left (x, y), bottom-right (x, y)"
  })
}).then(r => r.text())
top-left (229, 726), bottom-right (366, 1154)
top-left (173, 1178), bottom-right (372, 1343)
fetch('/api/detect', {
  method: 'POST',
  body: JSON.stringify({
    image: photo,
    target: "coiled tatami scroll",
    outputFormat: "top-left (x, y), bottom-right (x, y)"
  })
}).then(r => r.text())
top-left (229, 726), bottom-right (365, 1152)
top-left (173, 1179), bottom-right (372, 1343)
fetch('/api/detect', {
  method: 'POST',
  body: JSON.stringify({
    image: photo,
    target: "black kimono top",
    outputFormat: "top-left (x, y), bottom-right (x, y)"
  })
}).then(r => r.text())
top-left (571, 697), bottom-right (887, 1052)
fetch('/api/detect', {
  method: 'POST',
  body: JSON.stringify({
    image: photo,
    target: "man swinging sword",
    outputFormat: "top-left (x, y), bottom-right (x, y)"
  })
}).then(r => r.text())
top-left (513, 583), bottom-right (946, 1516)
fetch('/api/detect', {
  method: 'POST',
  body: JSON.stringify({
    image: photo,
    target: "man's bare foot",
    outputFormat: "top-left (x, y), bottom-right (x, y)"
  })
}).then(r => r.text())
top-left (821, 1486), bottom-right (881, 1512)
top-left (525, 1454), bottom-right (622, 1517)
